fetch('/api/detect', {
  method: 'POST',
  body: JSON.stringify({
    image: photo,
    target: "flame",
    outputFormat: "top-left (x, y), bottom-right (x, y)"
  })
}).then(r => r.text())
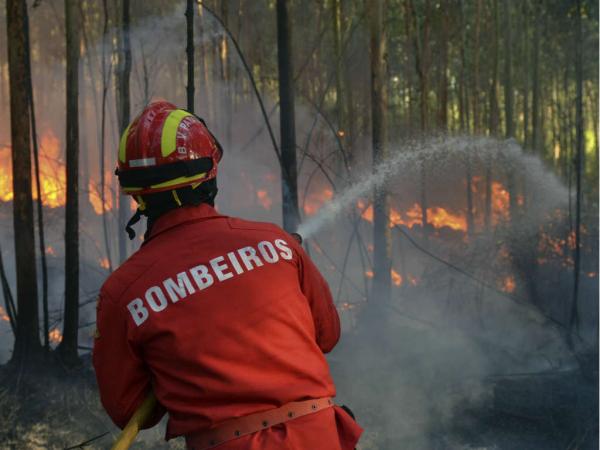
top-left (501, 276), bottom-right (516, 293)
top-left (365, 269), bottom-right (404, 287)
top-left (49, 328), bottom-right (63, 344)
top-left (491, 182), bottom-right (510, 224)
top-left (0, 132), bottom-right (66, 208)
top-left (358, 201), bottom-right (467, 232)
top-left (304, 188), bottom-right (333, 216)
top-left (88, 175), bottom-right (114, 215)
top-left (45, 246), bottom-right (55, 256)
top-left (256, 190), bottom-right (272, 210)
top-left (0, 306), bottom-right (9, 322)
top-left (391, 269), bottom-right (402, 286)
top-left (99, 257), bottom-right (110, 269)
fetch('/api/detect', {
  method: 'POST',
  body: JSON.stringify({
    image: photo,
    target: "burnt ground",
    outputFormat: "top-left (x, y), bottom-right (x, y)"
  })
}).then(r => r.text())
top-left (0, 352), bottom-right (597, 449)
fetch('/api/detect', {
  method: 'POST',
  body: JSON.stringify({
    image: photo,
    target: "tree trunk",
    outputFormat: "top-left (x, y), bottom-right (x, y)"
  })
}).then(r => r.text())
top-left (531, 2), bottom-right (541, 152)
top-left (58, 0), bottom-right (80, 364)
top-left (489, 0), bottom-right (500, 135)
top-left (568, 0), bottom-right (584, 346)
top-left (186, 0), bottom-right (195, 113)
top-left (100, 0), bottom-right (113, 272)
top-left (503, 0), bottom-right (514, 138)
top-left (332, 0), bottom-right (347, 171)
top-left (276, 0), bottom-right (300, 232)
top-left (522, 0), bottom-right (530, 147)
top-left (369, 0), bottom-right (391, 302)
top-left (6, 0), bottom-right (41, 362)
top-left (473, 0), bottom-right (481, 132)
top-left (437, 9), bottom-right (449, 130)
top-left (23, 2), bottom-right (49, 352)
top-left (116, 0), bottom-right (131, 263)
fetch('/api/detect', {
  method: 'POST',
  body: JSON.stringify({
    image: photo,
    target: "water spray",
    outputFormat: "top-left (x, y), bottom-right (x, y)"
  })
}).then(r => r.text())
top-left (296, 136), bottom-right (567, 239)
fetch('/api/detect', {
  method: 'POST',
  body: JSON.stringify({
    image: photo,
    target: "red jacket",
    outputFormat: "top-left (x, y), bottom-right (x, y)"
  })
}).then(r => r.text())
top-left (93, 204), bottom-right (362, 448)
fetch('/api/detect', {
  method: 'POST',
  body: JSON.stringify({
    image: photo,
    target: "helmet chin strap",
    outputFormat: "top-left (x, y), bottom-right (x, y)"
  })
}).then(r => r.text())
top-left (125, 209), bottom-right (143, 240)
top-left (123, 179), bottom-right (218, 241)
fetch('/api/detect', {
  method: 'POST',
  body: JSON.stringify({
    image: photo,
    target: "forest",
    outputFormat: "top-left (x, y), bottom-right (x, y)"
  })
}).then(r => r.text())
top-left (0, 0), bottom-right (598, 449)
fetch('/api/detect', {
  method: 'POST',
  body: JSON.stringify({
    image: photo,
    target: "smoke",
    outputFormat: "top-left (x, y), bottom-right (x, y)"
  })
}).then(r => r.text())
top-left (297, 135), bottom-right (568, 239)
top-left (0, 3), bottom-right (595, 448)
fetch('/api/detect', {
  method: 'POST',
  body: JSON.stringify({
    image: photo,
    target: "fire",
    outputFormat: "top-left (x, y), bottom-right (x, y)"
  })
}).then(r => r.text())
top-left (49, 328), bottom-right (63, 344)
top-left (303, 188), bottom-right (333, 216)
top-left (365, 269), bottom-right (404, 287)
top-left (99, 257), bottom-right (110, 269)
top-left (358, 201), bottom-right (467, 232)
top-left (427, 207), bottom-right (467, 231)
top-left (0, 132), bottom-right (66, 208)
top-left (256, 190), bottom-right (272, 210)
top-left (88, 175), bottom-right (114, 215)
top-left (501, 276), bottom-right (516, 293)
top-left (491, 182), bottom-right (510, 224)
top-left (0, 306), bottom-right (9, 322)
top-left (391, 269), bottom-right (402, 286)
top-left (45, 246), bottom-right (55, 256)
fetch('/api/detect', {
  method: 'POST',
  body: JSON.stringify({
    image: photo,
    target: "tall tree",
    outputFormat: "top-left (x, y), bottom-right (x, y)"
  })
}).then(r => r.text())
top-left (58, 0), bottom-right (80, 364)
top-left (24, 0), bottom-right (49, 351)
top-left (503, 0), bottom-right (514, 138)
top-left (369, 0), bottom-right (391, 302)
top-left (276, 0), bottom-right (300, 232)
top-left (568, 0), bottom-right (584, 346)
top-left (489, 0), bottom-right (500, 135)
top-left (186, 0), bottom-right (195, 113)
top-left (6, 0), bottom-right (41, 362)
top-left (116, 0), bottom-right (131, 263)
top-left (531, 1), bottom-right (541, 152)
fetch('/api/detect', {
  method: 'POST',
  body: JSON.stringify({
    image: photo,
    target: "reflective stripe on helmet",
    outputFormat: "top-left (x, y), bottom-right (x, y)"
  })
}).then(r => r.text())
top-left (161, 110), bottom-right (193, 157)
top-left (122, 172), bottom-right (208, 194)
top-left (119, 122), bottom-right (133, 163)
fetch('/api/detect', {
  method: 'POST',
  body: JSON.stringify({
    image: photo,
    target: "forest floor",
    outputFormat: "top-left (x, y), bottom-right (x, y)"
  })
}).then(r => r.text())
top-left (0, 352), bottom-right (597, 449)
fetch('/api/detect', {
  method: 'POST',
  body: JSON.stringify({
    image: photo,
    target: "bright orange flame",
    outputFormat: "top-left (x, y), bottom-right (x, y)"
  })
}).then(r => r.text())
top-left (427, 207), bottom-right (467, 231)
top-left (256, 190), bottom-right (272, 210)
top-left (358, 201), bottom-right (467, 232)
top-left (365, 269), bottom-right (403, 286)
top-left (501, 276), bottom-right (516, 293)
top-left (0, 132), bottom-right (66, 207)
top-left (0, 306), bottom-right (9, 322)
top-left (99, 258), bottom-right (110, 269)
top-left (304, 189), bottom-right (333, 216)
top-left (49, 328), bottom-right (63, 344)
top-left (45, 246), bottom-right (55, 256)
top-left (391, 269), bottom-right (403, 286)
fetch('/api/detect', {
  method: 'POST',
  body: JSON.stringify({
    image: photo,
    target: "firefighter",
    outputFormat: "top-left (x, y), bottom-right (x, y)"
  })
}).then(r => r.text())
top-left (93, 101), bottom-right (363, 450)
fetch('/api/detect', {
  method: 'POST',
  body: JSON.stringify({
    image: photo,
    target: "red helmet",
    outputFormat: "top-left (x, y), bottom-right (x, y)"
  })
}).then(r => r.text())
top-left (116, 101), bottom-right (223, 196)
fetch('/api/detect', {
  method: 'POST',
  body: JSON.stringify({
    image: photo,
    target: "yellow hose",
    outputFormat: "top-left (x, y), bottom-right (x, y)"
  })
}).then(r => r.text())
top-left (111, 392), bottom-right (157, 450)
